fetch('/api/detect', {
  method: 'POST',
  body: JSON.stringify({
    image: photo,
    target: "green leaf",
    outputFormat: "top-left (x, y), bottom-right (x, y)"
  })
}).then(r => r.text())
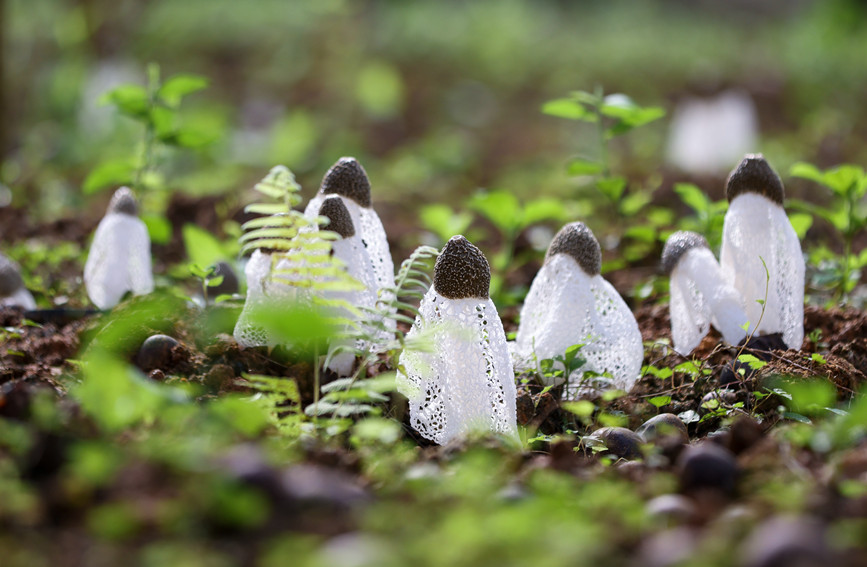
top-left (674, 183), bottom-right (711, 214)
top-left (811, 353), bottom-right (827, 364)
top-left (101, 84), bottom-right (149, 119)
top-left (648, 395), bottom-right (671, 408)
top-left (597, 177), bottom-right (626, 201)
top-left (468, 190), bottom-right (522, 234)
top-left (562, 400), bottom-right (595, 418)
top-left (183, 224), bottom-right (227, 269)
top-left (83, 159), bottom-right (136, 194)
top-left (158, 74), bottom-right (209, 107)
top-left (141, 213), bottom-right (173, 245)
top-left (541, 98), bottom-right (597, 122)
top-left (738, 354), bottom-right (767, 370)
top-left (419, 204), bottom-right (473, 243)
top-left (788, 213), bottom-right (813, 239)
top-left (523, 198), bottom-right (567, 225)
top-left (567, 158), bottom-right (603, 176)
top-left (75, 352), bottom-right (184, 432)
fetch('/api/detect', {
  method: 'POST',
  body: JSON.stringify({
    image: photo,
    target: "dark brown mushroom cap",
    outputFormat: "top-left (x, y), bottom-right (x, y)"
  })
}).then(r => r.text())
top-left (545, 222), bottom-right (602, 276)
top-left (108, 186), bottom-right (139, 216)
top-left (0, 254), bottom-right (25, 296)
top-left (661, 231), bottom-right (710, 275)
top-left (318, 196), bottom-right (355, 239)
top-left (433, 235), bottom-right (491, 299)
top-left (320, 157), bottom-right (371, 208)
top-left (725, 154), bottom-right (785, 205)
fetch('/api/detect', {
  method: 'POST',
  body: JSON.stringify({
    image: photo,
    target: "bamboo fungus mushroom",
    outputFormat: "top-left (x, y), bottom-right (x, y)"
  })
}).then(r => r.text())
top-left (83, 187), bottom-right (154, 309)
top-left (0, 253), bottom-right (36, 309)
top-left (317, 196), bottom-right (382, 376)
top-left (397, 235), bottom-right (517, 445)
top-left (304, 157), bottom-right (395, 303)
top-left (720, 155), bottom-right (805, 349)
top-left (662, 231), bottom-right (749, 355)
top-left (513, 222), bottom-right (643, 396)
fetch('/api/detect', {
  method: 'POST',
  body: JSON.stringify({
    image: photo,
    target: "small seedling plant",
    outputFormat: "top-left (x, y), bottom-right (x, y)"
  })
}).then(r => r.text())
top-left (789, 162), bottom-right (867, 304)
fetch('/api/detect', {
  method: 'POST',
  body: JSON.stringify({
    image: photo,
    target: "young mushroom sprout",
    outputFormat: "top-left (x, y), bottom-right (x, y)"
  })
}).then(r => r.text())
top-left (398, 235), bottom-right (517, 445)
top-left (720, 155), bottom-right (805, 350)
top-left (0, 253), bottom-right (37, 309)
top-left (662, 231), bottom-right (749, 355)
top-left (83, 187), bottom-right (154, 309)
top-left (304, 157), bottom-right (395, 300)
top-left (513, 222), bottom-right (643, 396)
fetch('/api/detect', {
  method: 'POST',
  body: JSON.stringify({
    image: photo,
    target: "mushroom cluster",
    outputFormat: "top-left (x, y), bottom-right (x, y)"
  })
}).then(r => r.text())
top-left (664, 155), bottom-right (805, 354)
top-left (513, 222), bottom-right (643, 396)
top-left (398, 236), bottom-right (517, 444)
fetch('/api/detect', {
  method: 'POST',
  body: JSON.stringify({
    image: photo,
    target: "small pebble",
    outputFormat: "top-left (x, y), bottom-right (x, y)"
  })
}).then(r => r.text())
top-left (638, 413), bottom-right (689, 445)
top-left (728, 415), bottom-right (764, 454)
top-left (676, 442), bottom-right (738, 498)
top-left (645, 494), bottom-right (697, 527)
top-left (740, 516), bottom-right (830, 567)
top-left (135, 334), bottom-right (180, 372)
top-left (590, 427), bottom-right (644, 460)
top-left (633, 527), bottom-right (698, 567)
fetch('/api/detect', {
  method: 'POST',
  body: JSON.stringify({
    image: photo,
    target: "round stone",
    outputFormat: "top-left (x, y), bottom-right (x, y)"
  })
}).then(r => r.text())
top-left (725, 154), bottom-right (785, 205)
top-left (320, 157), bottom-right (372, 208)
top-left (741, 516), bottom-right (830, 567)
top-left (135, 334), bottom-right (180, 372)
top-left (645, 494), bottom-right (697, 526)
top-left (545, 222), bottom-right (602, 276)
top-left (660, 231), bottom-right (709, 275)
top-left (433, 235), bottom-right (491, 299)
top-left (591, 426), bottom-right (644, 460)
top-left (676, 442), bottom-right (738, 498)
top-left (637, 413), bottom-right (689, 445)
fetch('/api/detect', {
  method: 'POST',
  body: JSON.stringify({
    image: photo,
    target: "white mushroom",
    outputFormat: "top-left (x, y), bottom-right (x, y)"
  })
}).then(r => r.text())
top-left (304, 158), bottom-right (395, 324)
top-left (0, 253), bottom-right (37, 309)
top-left (397, 235), bottom-right (517, 445)
top-left (317, 196), bottom-right (381, 376)
top-left (233, 248), bottom-right (310, 349)
top-left (83, 187), bottom-right (154, 309)
top-left (720, 155), bottom-right (805, 350)
top-left (513, 222), bottom-right (643, 396)
top-left (662, 231), bottom-right (749, 355)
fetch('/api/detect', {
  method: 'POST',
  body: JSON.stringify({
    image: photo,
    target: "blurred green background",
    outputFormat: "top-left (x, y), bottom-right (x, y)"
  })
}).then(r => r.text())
top-left (3, 0), bottom-right (867, 222)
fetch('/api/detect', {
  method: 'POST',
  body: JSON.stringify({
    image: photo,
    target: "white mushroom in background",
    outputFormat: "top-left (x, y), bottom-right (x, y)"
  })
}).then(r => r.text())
top-left (720, 155), bottom-right (805, 350)
top-left (317, 195), bottom-right (382, 376)
top-left (398, 235), bottom-right (517, 445)
top-left (513, 222), bottom-right (643, 397)
top-left (666, 89), bottom-right (758, 175)
top-left (662, 231), bottom-right (749, 355)
top-left (83, 187), bottom-right (154, 309)
top-left (304, 157), bottom-right (395, 303)
top-left (0, 253), bottom-right (37, 309)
